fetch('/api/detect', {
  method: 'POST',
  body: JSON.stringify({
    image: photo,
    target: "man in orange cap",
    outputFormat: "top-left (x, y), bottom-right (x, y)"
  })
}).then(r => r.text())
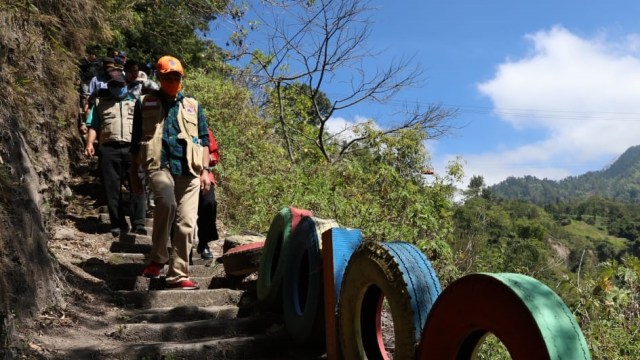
top-left (130, 55), bottom-right (211, 290)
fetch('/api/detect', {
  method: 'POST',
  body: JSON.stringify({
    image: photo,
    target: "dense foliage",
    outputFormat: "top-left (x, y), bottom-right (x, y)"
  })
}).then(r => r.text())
top-left (185, 69), bottom-right (463, 283)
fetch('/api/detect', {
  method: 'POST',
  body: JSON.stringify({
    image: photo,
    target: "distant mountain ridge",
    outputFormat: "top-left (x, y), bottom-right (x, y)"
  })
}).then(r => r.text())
top-left (490, 145), bottom-right (640, 204)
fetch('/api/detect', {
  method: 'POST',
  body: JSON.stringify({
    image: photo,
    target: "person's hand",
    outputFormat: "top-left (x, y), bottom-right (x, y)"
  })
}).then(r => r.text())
top-left (84, 143), bottom-right (94, 158)
top-left (79, 123), bottom-right (88, 135)
top-left (200, 170), bottom-right (211, 193)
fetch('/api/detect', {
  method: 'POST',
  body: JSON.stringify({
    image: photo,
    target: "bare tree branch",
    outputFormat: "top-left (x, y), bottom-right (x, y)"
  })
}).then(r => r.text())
top-left (247, 0), bottom-right (457, 163)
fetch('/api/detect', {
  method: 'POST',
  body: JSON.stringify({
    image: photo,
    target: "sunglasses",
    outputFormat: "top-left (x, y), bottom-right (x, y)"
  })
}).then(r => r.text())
top-left (158, 73), bottom-right (182, 81)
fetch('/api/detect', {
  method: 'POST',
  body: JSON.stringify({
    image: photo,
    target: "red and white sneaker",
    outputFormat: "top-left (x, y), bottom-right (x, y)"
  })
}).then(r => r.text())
top-left (142, 261), bottom-right (164, 278)
top-left (166, 279), bottom-right (200, 290)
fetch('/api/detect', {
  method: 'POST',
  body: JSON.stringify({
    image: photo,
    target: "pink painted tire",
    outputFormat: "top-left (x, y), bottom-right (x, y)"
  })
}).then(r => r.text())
top-left (222, 242), bottom-right (265, 276)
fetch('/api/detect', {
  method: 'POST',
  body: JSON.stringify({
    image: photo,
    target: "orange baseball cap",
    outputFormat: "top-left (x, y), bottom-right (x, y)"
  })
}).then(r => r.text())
top-left (156, 56), bottom-right (184, 76)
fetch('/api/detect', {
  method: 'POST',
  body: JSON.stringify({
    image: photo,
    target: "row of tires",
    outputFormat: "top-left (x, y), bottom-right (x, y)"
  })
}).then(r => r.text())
top-left (256, 207), bottom-right (592, 359)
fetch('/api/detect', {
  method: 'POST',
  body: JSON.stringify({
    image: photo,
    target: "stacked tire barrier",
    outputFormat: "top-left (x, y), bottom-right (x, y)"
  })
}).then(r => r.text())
top-left (256, 206), bottom-right (593, 360)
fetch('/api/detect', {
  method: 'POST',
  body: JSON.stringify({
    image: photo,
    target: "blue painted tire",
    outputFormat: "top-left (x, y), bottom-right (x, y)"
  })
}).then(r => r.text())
top-left (418, 273), bottom-right (592, 360)
top-left (282, 216), bottom-right (339, 347)
top-left (338, 241), bottom-right (442, 360)
top-left (326, 228), bottom-right (363, 309)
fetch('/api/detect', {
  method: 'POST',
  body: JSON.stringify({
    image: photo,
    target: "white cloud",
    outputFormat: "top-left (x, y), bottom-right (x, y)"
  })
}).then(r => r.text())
top-left (325, 115), bottom-right (378, 141)
top-left (466, 25), bottom-right (640, 186)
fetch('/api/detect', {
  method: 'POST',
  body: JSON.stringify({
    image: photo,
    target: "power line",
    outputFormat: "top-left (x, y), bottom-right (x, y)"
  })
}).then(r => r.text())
top-left (237, 72), bottom-right (640, 121)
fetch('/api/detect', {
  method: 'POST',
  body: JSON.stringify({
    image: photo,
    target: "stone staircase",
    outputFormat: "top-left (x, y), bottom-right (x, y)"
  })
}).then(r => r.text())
top-left (83, 206), bottom-right (323, 360)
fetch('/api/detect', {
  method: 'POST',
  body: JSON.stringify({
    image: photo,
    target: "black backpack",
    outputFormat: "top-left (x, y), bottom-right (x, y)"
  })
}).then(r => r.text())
top-left (79, 59), bottom-right (101, 82)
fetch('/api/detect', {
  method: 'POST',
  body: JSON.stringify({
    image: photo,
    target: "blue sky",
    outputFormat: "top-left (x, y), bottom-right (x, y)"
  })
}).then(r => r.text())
top-left (217, 1), bottom-right (640, 186)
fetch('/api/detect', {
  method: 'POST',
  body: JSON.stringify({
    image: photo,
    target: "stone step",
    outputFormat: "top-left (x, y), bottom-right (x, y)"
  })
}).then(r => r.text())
top-left (97, 205), bottom-right (153, 218)
top-left (120, 233), bottom-right (153, 245)
top-left (97, 213), bottom-right (109, 224)
top-left (106, 333), bottom-right (296, 360)
top-left (109, 242), bottom-right (152, 254)
top-left (114, 288), bottom-right (244, 308)
top-left (108, 248), bottom-right (218, 266)
top-left (108, 273), bottom-right (255, 292)
top-left (125, 305), bottom-right (239, 324)
top-left (105, 263), bottom-right (222, 278)
top-left (109, 276), bottom-right (214, 291)
top-left (108, 253), bottom-right (149, 265)
top-left (117, 315), bottom-right (279, 342)
top-left (86, 261), bottom-right (228, 290)
top-left (97, 213), bottom-right (154, 228)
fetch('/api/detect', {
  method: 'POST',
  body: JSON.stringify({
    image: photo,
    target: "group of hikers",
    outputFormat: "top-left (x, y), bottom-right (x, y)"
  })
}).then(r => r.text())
top-left (77, 48), bottom-right (220, 290)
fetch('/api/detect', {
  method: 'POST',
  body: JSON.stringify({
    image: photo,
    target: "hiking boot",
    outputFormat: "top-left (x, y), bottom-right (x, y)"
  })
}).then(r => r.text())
top-left (166, 279), bottom-right (199, 290)
top-left (198, 245), bottom-right (213, 259)
top-left (133, 225), bottom-right (147, 235)
top-left (142, 261), bottom-right (164, 278)
top-left (110, 227), bottom-right (121, 237)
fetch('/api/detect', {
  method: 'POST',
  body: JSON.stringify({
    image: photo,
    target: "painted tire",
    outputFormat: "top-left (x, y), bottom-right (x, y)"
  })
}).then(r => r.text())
top-left (338, 241), bottom-right (442, 360)
top-left (257, 206), bottom-right (313, 308)
top-left (223, 234), bottom-right (265, 253)
top-left (282, 216), bottom-right (339, 347)
top-left (418, 273), bottom-right (592, 360)
top-left (322, 227), bottom-right (364, 360)
top-left (222, 241), bottom-right (265, 276)
top-left (325, 228), bottom-right (363, 310)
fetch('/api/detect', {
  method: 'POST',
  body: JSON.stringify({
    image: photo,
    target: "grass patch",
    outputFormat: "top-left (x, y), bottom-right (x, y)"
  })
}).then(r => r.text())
top-left (564, 220), bottom-right (628, 251)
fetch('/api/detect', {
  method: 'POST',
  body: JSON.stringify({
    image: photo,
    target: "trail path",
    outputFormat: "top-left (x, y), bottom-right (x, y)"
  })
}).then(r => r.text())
top-left (26, 158), bottom-right (321, 359)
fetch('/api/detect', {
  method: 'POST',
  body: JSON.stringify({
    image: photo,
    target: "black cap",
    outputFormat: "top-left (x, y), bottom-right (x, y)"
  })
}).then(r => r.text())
top-left (107, 70), bottom-right (126, 84)
top-left (102, 56), bottom-right (115, 64)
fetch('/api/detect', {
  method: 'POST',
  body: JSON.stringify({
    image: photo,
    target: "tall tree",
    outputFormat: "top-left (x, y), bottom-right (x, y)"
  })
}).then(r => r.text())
top-left (249, 0), bottom-right (456, 163)
top-left (464, 175), bottom-right (486, 199)
top-left (99, 0), bottom-right (240, 70)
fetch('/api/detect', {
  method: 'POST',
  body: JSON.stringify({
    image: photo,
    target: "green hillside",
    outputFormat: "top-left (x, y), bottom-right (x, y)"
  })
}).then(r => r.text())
top-left (562, 219), bottom-right (628, 252)
top-left (490, 145), bottom-right (640, 204)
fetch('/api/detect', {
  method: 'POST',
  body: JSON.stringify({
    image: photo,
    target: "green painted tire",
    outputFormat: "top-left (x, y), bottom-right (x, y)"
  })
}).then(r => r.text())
top-left (257, 206), bottom-right (312, 308)
top-left (418, 273), bottom-right (592, 360)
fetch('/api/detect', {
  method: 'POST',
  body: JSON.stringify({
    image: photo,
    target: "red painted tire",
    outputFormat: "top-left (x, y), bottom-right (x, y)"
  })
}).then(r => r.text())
top-left (223, 234), bottom-right (265, 253)
top-left (418, 273), bottom-right (591, 360)
top-left (222, 242), bottom-right (265, 276)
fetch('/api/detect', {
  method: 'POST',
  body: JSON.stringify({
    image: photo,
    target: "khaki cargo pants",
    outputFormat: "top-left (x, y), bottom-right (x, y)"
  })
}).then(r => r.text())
top-left (148, 168), bottom-right (200, 285)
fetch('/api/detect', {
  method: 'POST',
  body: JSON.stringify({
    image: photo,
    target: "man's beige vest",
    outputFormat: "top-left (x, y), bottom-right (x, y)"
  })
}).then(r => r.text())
top-left (95, 97), bottom-right (135, 144)
top-left (138, 94), bottom-right (204, 176)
